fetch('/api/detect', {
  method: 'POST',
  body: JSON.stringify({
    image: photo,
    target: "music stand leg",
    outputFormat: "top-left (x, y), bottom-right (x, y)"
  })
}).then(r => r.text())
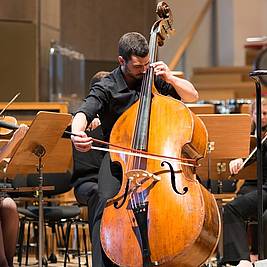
top-left (206, 142), bottom-right (225, 265)
top-left (255, 79), bottom-right (264, 260)
top-left (34, 145), bottom-right (47, 267)
top-left (206, 142), bottom-right (214, 191)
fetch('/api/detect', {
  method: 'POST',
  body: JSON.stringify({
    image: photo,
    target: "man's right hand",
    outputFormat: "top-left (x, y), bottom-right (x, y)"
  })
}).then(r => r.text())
top-left (71, 131), bottom-right (93, 152)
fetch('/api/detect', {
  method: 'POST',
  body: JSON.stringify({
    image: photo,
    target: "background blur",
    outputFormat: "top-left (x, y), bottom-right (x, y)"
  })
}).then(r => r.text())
top-left (0, 0), bottom-right (267, 108)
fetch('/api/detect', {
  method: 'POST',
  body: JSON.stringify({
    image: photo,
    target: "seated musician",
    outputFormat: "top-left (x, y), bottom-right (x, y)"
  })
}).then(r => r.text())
top-left (0, 124), bottom-right (28, 267)
top-left (71, 71), bottom-right (109, 241)
top-left (71, 32), bottom-right (198, 267)
top-left (223, 97), bottom-right (267, 267)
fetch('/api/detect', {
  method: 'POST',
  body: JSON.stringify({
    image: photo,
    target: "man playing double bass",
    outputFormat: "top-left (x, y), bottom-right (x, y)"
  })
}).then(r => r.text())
top-left (71, 32), bottom-right (198, 267)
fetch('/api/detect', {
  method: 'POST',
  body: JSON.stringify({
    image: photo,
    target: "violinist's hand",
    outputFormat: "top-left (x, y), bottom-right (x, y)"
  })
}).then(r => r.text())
top-left (71, 131), bottom-right (93, 152)
top-left (12, 124), bottom-right (28, 142)
top-left (151, 61), bottom-right (172, 83)
top-left (229, 158), bottom-right (243, 175)
top-left (87, 118), bottom-right (101, 131)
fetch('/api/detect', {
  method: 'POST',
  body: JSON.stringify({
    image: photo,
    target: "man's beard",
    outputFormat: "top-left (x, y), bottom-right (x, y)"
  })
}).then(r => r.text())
top-left (135, 73), bottom-right (144, 80)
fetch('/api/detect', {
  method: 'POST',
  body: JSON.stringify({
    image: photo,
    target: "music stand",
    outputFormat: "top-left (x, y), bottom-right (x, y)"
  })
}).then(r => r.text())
top-left (197, 158), bottom-right (256, 182)
top-left (198, 135), bottom-right (257, 183)
top-left (196, 114), bottom-right (251, 265)
top-left (6, 111), bottom-right (72, 267)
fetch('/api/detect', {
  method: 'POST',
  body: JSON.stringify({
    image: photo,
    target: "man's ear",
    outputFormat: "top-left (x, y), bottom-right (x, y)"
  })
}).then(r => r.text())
top-left (118, 56), bottom-right (125, 66)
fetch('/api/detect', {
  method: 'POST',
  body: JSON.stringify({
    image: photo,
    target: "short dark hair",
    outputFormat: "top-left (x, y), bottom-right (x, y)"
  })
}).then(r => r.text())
top-left (118, 32), bottom-right (149, 62)
top-left (90, 71), bottom-right (110, 88)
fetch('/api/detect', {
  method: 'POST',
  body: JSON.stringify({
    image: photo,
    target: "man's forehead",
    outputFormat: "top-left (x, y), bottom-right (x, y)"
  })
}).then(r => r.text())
top-left (130, 55), bottom-right (150, 64)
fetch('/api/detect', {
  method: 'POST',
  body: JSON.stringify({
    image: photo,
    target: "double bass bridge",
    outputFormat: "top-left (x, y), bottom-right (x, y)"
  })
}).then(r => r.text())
top-left (126, 169), bottom-right (160, 186)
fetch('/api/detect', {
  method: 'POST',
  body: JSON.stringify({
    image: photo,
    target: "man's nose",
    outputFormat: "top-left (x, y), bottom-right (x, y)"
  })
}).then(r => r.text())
top-left (142, 65), bottom-right (149, 73)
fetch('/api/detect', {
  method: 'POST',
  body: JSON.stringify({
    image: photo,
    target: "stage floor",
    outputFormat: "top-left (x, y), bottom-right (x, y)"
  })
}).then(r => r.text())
top-left (13, 254), bottom-right (92, 267)
top-left (13, 255), bottom-right (238, 267)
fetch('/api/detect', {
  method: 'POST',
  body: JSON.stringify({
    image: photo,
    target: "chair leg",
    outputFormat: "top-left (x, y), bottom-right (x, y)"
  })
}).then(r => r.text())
top-left (48, 223), bottom-right (57, 263)
top-left (25, 220), bottom-right (31, 266)
top-left (55, 223), bottom-right (60, 250)
top-left (33, 221), bottom-right (39, 261)
top-left (60, 221), bottom-right (66, 250)
top-left (44, 222), bottom-right (49, 259)
top-left (76, 223), bottom-right (81, 267)
top-left (64, 220), bottom-right (72, 267)
top-left (82, 222), bottom-right (89, 267)
top-left (17, 218), bottom-right (25, 266)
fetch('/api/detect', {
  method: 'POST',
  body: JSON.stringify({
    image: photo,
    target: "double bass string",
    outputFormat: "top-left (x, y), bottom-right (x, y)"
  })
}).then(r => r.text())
top-left (131, 30), bottom-right (162, 208)
top-left (137, 67), bottom-right (150, 207)
top-left (129, 181), bottom-right (138, 210)
top-left (134, 31), bottom-right (158, 208)
top-left (130, 56), bottom-right (155, 209)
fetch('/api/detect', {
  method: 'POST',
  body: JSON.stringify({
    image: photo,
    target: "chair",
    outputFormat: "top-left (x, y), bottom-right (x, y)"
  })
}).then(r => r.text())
top-left (63, 215), bottom-right (90, 267)
top-left (14, 171), bottom-right (81, 266)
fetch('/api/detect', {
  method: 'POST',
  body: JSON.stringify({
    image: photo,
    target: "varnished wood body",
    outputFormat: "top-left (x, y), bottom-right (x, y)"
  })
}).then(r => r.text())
top-left (100, 93), bottom-right (220, 267)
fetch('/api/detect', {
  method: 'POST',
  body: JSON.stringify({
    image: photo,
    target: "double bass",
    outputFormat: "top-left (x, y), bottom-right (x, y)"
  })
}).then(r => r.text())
top-left (100, 2), bottom-right (221, 266)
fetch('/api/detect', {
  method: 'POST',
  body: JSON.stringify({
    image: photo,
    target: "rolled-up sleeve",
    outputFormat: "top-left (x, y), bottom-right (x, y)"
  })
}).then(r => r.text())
top-left (155, 76), bottom-right (181, 100)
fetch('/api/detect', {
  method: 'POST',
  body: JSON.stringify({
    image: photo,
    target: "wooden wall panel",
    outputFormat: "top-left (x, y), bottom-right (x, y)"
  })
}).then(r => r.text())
top-left (41, 0), bottom-right (60, 29)
top-left (0, 21), bottom-right (37, 102)
top-left (60, 0), bottom-right (156, 61)
top-left (40, 0), bottom-right (61, 101)
top-left (0, 1), bottom-right (157, 101)
top-left (40, 26), bottom-right (61, 101)
top-left (0, 0), bottom-right (36, 22)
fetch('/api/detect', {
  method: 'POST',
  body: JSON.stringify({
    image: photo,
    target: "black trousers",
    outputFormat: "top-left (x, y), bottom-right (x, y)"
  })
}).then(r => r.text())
top-left (74, 180), bottom-right (98, 240)
top-left (223, 189), bottom-right (267, 264)
top-left (74, 153), bottom-right (121, 267)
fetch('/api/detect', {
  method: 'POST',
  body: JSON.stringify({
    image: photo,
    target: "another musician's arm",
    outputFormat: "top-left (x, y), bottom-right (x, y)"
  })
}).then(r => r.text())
top-left (229, 158), bottom-right (244, 175)
top-left (88, 118), bottom-right (101, 131)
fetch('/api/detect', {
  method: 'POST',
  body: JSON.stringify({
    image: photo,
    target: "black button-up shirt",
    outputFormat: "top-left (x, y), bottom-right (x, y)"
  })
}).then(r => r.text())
top-left (77, 66), bottom-right (180, 141)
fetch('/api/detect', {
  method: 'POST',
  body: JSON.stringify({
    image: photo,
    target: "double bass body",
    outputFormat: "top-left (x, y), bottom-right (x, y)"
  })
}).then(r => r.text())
top-left (100, 93), bottom-right (220, 267)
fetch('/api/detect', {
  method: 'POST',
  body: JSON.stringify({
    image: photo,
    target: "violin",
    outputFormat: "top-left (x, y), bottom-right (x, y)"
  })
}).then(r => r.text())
top-left (0, 119), bottom-right (20, 133)
top-left (0, 93), bottom-right (20, 135)
top-left (0, 116), bottom-right (18, 135)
